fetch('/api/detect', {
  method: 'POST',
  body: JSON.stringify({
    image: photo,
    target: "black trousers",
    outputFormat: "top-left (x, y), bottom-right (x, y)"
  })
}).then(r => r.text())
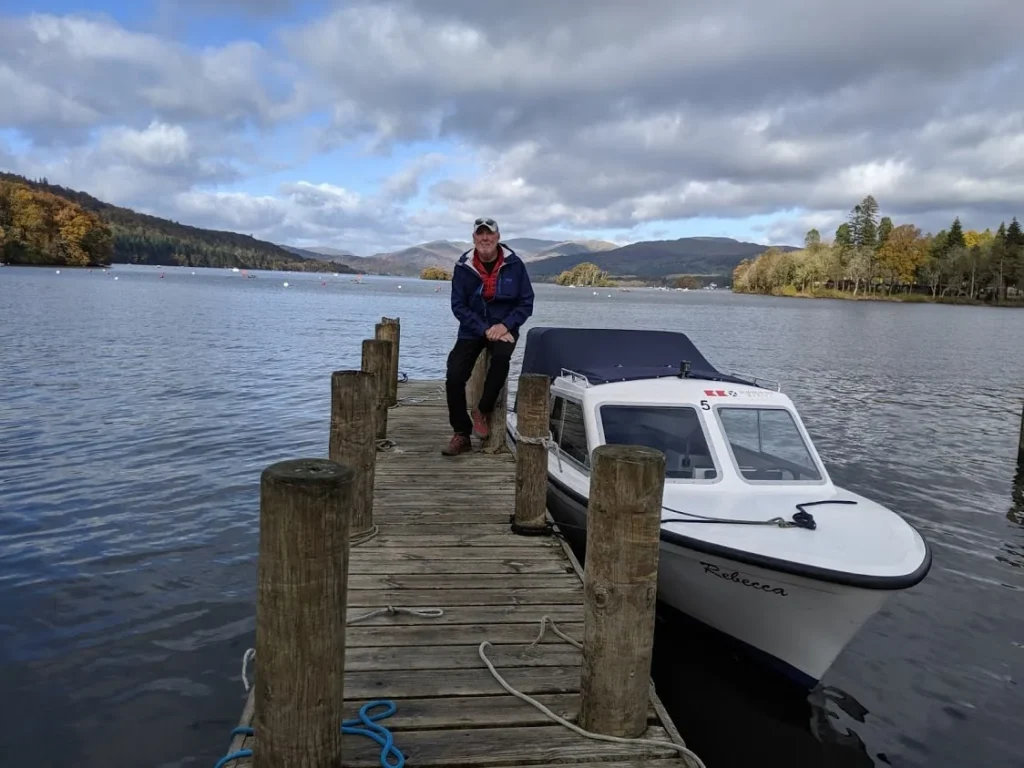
top-left (445, 336), bottom-right (517, 436)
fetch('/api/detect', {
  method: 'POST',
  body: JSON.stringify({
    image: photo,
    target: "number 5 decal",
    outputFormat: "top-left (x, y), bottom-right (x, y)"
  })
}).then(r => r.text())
top-left (700, 400), bottom-right (710, 410)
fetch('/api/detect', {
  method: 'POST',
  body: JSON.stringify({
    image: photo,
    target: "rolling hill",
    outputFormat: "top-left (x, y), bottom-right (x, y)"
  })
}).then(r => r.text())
top-left (0, 172), bottom-right (350, 272)
top-left (526, 236), bottom-right (798, 280)
top-left (299, 237), bottom-right (618, 276)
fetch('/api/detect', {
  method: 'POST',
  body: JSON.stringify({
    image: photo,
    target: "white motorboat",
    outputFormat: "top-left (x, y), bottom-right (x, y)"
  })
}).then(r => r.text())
top-left (505, 327), bottom-right (932, 687)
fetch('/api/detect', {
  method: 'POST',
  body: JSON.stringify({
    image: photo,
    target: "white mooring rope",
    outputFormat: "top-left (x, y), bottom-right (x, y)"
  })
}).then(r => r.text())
top-left (239, 610), bottom-right (705, 767)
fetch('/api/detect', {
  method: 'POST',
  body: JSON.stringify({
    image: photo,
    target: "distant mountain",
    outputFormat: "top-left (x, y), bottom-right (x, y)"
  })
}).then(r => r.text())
top-left (334, 240), bottom-right (472, 275)
top-left (527, 236), bottom-right (799, 280)
top-left (529, 239), bottom-right (618, 261)
top-left (296, 245), bottom-right (360, 259)
top-left (280, 245), bottom-right (360, 265)
top-left (302, 237), bottom-right (620, 276)
top-left (0, 171), bottom-right (349, 273)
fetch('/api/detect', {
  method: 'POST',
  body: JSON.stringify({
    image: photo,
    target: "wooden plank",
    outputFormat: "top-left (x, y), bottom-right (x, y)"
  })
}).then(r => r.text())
top-left (372, 506), bottom-right (517, 516)
top-left (346, 587), bottom-right (582, 607)
top-left (363, 534), bottom-right (550, 548)
top-left (494, 762), bottom-right (686, 768)
top-left (361, 523), bottom-right (512, 535)
top-left (337, 725), bottom-right (682, 766)
top-left (335, 694), bottom-right (658, 731)
top-left (347, 573), bottom-right (581, 590)
top-left (349, 547), bottom-right (561, 560)
top-left (345, 664), bottom-right (581, 699)
top-left (345, 643), bottom-right (581, 672)
top-left (344, 604), bottom-right (583, 626)
top-left (347, 559), bottom-right (572, 576)
top-left (373, 514), bottom-right (517, 525)
top-left (345, 622), bottom-right (585, 647)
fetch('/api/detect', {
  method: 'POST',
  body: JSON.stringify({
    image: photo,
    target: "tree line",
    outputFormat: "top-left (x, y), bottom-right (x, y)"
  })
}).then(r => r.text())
top-left (0, 173), bottom-right (346, 272)
top-left (0, 180), bottom-right (114, 266)
top-left (733, 195), bottom-right (1024, 303)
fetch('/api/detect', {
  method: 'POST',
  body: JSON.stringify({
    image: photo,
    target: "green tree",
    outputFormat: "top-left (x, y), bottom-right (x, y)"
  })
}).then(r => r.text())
top-left (948, 217), bottom-right (966, 250)
top-left (877, 216), bottom-right (893, 250)
top-left (555, 262), bottom-right (612, 286)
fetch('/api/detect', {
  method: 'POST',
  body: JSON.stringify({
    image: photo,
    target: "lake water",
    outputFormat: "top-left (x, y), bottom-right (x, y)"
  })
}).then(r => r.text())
top-left (1, 264), bottom-right (1021, 768)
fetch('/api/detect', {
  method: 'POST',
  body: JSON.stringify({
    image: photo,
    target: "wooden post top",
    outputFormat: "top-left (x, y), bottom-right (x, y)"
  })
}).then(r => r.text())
top-left (261, 458), bottom-right (353, 489)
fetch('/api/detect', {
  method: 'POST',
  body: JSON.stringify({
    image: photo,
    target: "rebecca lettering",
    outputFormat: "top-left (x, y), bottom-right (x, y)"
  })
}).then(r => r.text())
top-left (699, 561), bottom-right (788, 597)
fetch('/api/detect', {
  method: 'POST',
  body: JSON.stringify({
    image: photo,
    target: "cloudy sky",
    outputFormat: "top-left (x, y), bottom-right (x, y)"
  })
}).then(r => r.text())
top-left (2, 0), bottom-right (1023, 255)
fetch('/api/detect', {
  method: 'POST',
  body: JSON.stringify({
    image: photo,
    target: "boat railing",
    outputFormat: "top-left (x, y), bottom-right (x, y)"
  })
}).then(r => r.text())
top-left (729, 371), bottom-right (782, 391)
top-left (559, 368), bottom-right (593, 387)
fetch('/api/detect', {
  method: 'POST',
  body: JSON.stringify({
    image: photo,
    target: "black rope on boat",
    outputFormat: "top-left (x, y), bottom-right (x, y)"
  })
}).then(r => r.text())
top-left (660, 499), bottom-right (858, 531)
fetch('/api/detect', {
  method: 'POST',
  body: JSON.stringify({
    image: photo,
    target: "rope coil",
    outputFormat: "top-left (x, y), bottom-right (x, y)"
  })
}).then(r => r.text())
top-left (222, 607), bottom-right (449, 768)
top-left (478, 616), bottom-right (707, 768)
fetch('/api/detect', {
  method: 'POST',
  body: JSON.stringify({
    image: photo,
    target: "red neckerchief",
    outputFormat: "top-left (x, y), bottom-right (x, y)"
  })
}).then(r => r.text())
top-left (472, 247), bottom-right (504, 300)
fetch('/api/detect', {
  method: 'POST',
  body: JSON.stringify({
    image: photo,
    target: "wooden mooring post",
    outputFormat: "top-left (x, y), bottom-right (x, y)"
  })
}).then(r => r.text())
top-left (254, 458), bottom-right (353, 768)
top-left (375, 316), bottom-right (401, 407)
top-left (329, 370), bottom-right (377, 539)
top-left (513, 372), bottom-right (550, 532)
top-left (223, 325), bottom-right (702, 767)
top-left (579, 444), bottom-right (666, 738)
top-left (1018, 401), bottom-right (1024, 464)
top-left (466, 350), bottom-right (508, 453)
top-left (360, 339), bottom-right (392, 441)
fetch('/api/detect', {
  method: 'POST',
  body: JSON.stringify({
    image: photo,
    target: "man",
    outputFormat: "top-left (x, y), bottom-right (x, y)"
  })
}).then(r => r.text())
top-left (442, 217), bottom-right (534, 455)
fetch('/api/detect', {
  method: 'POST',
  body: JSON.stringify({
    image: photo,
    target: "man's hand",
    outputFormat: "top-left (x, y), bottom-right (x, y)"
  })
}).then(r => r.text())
top-left (485, 323), bottom-right (509, 341)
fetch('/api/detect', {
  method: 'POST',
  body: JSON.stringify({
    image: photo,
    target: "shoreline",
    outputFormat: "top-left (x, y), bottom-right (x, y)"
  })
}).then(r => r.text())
top-left (733, 287), bottom-right (1024, 308)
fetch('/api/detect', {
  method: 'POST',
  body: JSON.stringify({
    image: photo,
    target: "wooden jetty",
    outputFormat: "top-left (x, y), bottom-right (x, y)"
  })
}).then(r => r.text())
top-left (219, 318), bottom-right (705, 768)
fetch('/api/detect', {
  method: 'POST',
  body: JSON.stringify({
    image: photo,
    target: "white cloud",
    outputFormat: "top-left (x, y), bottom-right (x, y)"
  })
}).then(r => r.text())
top-left (2, 1), bottom-right (1024, 254)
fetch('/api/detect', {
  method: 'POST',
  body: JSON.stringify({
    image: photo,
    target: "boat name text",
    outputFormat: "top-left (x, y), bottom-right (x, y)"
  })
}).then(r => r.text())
top-left (699, 561), bottom-right (789, 597)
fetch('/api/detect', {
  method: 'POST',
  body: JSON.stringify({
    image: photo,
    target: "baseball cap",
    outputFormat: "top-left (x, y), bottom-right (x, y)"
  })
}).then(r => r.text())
top-left (474, 217), bottom-right (498, 233)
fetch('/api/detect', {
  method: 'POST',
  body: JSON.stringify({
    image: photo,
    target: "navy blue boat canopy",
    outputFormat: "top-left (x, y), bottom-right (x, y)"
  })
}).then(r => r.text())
top-left (519, 326), bottom-right (758, 386)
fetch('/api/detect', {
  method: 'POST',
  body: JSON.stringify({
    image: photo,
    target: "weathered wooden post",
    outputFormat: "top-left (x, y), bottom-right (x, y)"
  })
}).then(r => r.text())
top-left (254, 458), bottom-right (353, 768)
top-left (1018, 401), bottom-right (1024, 464)
top-left (579, 444), bottom-right (665, 738)
top-left (329, 370), bottom-right (377, 539)
top-left (375, 316), bottom-right (400, 407)
top-left (466, 351), bottom-right (509, 453)
top-left (513, 373), bottom-right (550, 532)
top-left (360, 340), bottom-right (392, 441)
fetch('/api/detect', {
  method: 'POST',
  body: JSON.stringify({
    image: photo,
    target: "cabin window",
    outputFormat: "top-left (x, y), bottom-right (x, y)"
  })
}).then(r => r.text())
top-left (716, 407), bottom-right (822, 482)
top-left (550, 395), bottom-right (590, 468)
top-left (599, 405), bottom-right (718, 480)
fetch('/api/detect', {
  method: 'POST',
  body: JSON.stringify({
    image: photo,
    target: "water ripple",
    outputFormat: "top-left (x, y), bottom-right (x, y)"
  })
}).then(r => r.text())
top-left (1, 267), bottom-right (1023, 768)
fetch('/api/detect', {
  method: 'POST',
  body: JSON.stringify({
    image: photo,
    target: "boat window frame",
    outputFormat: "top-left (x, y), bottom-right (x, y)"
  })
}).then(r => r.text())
top-left (592, 399), bottom-right (724, 485)
top-left (711, 403), bottom-right (828, 486)
top-left (549, 392), bottom-right (591, 473)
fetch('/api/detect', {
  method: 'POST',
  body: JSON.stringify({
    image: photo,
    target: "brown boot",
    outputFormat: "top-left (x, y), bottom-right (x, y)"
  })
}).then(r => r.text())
top-left (441, 433), bottom-right (472, 456)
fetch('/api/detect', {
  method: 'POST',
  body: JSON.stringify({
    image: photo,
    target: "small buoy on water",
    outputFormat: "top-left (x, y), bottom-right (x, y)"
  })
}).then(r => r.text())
top-left (283, 281), bottom-right (289, 287)
top-left (114, 276), bottom-right (119, 280)
top-left (55, 270), bottom-right (60, 274)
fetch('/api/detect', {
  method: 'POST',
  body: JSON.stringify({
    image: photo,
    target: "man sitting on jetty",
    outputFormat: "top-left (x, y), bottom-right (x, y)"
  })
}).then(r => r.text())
top-left (442, 217), bottom-right (535, 456)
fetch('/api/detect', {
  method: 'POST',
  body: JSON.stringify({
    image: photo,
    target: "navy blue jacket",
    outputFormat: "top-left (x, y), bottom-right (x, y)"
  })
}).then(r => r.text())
top-left (451, 245), bottom-right (535, 340)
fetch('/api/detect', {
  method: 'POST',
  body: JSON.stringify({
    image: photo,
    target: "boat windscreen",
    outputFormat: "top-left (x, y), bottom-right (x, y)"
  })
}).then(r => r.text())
top-left (716, 407), bottom-right (822, 481)
top-left (599, 404), bottom-right (718, 480)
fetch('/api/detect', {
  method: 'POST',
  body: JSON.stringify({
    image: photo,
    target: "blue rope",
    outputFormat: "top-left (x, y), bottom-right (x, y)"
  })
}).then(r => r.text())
top-left (214, 699), bottom-right (404, 768)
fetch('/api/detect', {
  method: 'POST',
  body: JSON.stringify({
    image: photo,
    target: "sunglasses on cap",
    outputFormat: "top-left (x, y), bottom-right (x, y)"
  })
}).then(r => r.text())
top-left (474, 218), bottom-right (498, 233)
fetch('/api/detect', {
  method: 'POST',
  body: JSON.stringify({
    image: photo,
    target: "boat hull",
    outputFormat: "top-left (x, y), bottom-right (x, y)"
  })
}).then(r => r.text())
top-left (544, 467), bottom-right (890, 687)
